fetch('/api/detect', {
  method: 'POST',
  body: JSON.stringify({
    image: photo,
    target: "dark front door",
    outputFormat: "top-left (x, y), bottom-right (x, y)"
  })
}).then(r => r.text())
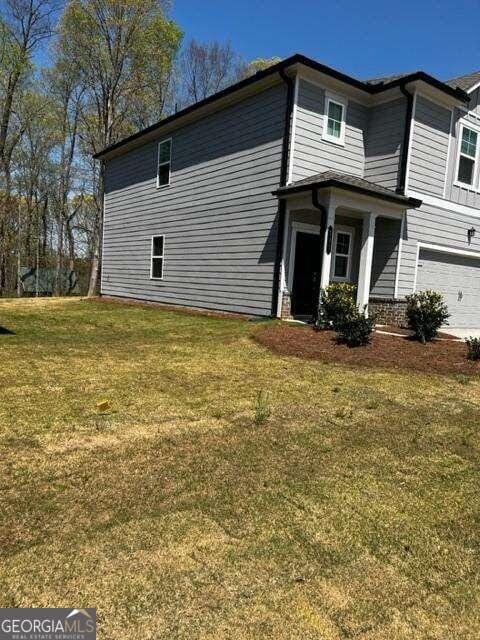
top-left (291, 231), bottom-right (321, 316)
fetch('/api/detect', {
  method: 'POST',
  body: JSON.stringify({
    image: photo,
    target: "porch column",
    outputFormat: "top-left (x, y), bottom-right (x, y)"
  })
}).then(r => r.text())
top-left (357, 212), bottom-right (376, 314)
top-left (319, 202), bottom-right (336, 289)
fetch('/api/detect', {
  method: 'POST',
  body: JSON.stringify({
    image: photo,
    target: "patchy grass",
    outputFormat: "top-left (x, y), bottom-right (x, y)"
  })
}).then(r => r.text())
top-left (0, 297), bottom-right (479, 639)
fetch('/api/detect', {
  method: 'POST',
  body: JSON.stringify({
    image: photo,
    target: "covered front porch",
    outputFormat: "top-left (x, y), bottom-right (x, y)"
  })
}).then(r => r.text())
top-left (273, 172), bottom-right (422, 321)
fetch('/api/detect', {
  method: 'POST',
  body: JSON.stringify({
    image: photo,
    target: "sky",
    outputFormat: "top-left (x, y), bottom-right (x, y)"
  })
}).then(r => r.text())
top-left (171, 0), bottom-right (480, 82)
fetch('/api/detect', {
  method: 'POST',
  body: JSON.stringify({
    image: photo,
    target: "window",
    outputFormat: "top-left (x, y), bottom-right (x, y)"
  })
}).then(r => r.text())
top-left (157, 139), bottom-right (172, 187)
top-left (332, 229), bottom-right (353, 281)
top-left (150, 235), bottom-right (165, 279)
top-left (323, 94), bottom-right (346, 144)
top-left (457, 125), bottom-right (478, 187)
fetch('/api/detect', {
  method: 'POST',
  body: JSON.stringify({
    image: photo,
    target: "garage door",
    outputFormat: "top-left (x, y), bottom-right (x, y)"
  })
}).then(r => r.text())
top-left (416, 248), bottom-right (480, 327)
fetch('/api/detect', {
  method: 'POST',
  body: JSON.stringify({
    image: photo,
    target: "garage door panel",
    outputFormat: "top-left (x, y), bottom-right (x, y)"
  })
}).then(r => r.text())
top-left (416, 248), bottom-right (480, 327)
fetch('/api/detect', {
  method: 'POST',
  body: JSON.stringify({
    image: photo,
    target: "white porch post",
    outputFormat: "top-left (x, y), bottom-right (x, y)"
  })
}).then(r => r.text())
top-left (357, 212), bottom-right (376, 314)
top-left (319, 201), bottom-right (336, 289)
top-left (276, 205), bottom-right (290, 318)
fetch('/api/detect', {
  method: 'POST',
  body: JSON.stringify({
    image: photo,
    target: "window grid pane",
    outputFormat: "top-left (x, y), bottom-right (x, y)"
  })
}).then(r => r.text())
top-left (152, 257), bottom-right (163, 279)
top-left (153, 236), bottom-right (164, 257)
top-left (158, 163), bottom-right (170, 186)
top-left (326, 100), bottom-right (343, 139)
top-left (336, 233), bottom-right (350, 256)
top-left (334, 255), bottom-right (348, 278)
top-left (458, 155), bottom-right (475, 185)
top-left (159, 140), bottom-right (171, 164)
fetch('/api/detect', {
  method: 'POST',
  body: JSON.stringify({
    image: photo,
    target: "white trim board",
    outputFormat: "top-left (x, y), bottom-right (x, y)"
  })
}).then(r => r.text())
top-left (287, 74), bottom-right (299, 184)
top-left (406, 190), bottom-right (480, 219)
top-left (404, 90), bottom-right (417, 193)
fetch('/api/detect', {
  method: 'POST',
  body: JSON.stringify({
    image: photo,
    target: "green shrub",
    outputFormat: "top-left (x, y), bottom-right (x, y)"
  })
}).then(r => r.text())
top-left (319, 283), bottom-right (357, 330)
top-left (405, 290), bottom-right (449, 344)
top-left (466, 337), bottom-right (480, 361)
top-left (335, 309), bottom-right (375, 347)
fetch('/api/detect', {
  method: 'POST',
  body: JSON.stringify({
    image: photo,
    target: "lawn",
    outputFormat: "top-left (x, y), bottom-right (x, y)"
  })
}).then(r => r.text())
top-left (0, 297), bottom-right (479, 639)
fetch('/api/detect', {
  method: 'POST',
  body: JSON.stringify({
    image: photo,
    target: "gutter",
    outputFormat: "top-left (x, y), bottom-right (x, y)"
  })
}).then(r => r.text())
top-left (396, 82), bottom-right (414, 195)
top-left (271, 69), bottom-right (296, 316)
top-left (274, 180), bottom-right (422, 209)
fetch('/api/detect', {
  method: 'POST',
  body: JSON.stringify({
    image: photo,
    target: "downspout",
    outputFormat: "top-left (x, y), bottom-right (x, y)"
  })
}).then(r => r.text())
top-left (396, 83), bottom-right (414, 195)
top-left (271, 69), bottom-right (296, 316)
top-left (311, 188), bottom-right (332, 323)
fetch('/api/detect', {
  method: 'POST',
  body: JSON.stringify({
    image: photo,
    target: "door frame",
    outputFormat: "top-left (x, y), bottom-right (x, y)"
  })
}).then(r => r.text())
top-left (288, 222), bottom-right (321, 291)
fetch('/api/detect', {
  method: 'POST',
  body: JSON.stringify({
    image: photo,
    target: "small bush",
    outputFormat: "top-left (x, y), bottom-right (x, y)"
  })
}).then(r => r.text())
top-left (335, 309), bottom-right (375, 347)
top-left (405, 290), bottom-right (449, 344)
top-left (254, 390), bottom-right (271, 425)
top-left (466, 337), bottom-right (480, 361)
top-left (319, 283), bottom-right (357, 330)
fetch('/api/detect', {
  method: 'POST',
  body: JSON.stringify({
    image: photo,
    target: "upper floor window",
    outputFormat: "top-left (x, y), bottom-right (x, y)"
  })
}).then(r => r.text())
top-left (323, 93), bottom-right (346, 145)
top-left (157, 139), bottom-right (172, 187)
top-left (150, 235), bottom-right (165, 279)
top-left (457, 125), bottom-right (478, 187)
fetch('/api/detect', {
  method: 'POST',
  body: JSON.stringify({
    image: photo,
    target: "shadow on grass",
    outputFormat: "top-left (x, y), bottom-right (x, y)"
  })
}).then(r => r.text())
top-left (0, 326), bottom-right (14, 335)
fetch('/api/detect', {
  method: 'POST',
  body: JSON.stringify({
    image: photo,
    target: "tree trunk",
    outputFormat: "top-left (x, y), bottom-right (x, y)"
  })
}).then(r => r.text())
top-left (87, 161), bottom-right (105, 297)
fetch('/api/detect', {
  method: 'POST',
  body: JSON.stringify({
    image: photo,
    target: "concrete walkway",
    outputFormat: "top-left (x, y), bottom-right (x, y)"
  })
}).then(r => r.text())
top-left (447, 327), bottom-right (480, 339)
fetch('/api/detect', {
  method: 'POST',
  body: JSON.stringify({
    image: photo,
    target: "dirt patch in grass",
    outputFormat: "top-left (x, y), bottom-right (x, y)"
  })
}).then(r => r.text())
top-left (254, 323), bottom-right (480, 376)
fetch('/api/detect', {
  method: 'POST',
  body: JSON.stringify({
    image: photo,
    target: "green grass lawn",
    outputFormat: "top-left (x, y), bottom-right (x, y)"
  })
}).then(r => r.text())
top-left (0, 297), bottom-right (479, 639)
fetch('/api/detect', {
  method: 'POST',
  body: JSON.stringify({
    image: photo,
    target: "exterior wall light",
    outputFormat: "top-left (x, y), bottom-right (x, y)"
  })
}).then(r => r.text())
top-left (467, 227), bottom-right (476, 243)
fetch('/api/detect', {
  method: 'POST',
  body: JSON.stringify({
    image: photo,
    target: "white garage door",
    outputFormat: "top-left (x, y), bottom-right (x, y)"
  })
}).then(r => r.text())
top-left (416, 248), bottom-right (480, 327)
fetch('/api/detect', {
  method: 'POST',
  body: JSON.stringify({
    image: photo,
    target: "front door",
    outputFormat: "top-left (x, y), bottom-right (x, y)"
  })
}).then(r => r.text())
top-left (291, 231), bottom-right (321, 316)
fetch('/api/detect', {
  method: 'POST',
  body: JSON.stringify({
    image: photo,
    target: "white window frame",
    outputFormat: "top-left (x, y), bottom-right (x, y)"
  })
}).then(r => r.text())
top-left (157, 138), bottom-right (172, 188)
top-left (331, 225), bottom-right (354, 282)
top-left (454, 122), bottom-right (480, 190)
top-left (322, 92), bottom-right (347, 146)
top-left (150, 235), bottom-right (165, 280)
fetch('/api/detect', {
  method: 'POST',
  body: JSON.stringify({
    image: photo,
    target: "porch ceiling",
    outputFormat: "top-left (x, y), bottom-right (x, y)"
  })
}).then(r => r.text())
top-left (273, 171), bottom-right (422, 209)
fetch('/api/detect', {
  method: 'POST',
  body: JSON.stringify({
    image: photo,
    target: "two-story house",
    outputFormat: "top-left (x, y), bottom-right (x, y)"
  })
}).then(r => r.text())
top-left (95, 54), bottom-right (480, 328)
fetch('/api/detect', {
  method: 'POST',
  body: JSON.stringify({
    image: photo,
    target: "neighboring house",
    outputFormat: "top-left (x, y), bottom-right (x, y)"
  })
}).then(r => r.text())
top-left (95, 54), bottom-right (480, 327)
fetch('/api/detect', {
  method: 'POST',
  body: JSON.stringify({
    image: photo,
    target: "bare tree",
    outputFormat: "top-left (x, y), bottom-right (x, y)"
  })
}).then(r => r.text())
top-left (0, 0), bottom-right (55, 293)
top-left (178, 39), bottom-right (240, 106)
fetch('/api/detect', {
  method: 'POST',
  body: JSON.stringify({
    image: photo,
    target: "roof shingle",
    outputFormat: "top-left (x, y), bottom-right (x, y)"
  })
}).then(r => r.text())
top-left (273, 171), bottom-right (422, 208)
top-left (445, 71), bottom-right (480, 92)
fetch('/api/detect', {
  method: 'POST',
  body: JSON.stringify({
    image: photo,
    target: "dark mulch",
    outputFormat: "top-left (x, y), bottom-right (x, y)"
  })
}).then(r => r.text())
top-left (254, 323), bottom-right (480, 376)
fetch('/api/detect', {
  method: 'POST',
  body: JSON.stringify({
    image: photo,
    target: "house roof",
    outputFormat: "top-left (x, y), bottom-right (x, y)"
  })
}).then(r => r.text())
top-left (273, 171), bottom-right (423, 208)
top-left (445, 71), bottom-right (480, 92)
top-left (365, 72), bottom-right (415, 86)
top-left (94, 53), bottom-right (469, 160)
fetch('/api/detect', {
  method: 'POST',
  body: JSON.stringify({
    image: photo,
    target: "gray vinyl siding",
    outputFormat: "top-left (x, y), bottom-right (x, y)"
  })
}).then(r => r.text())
top-left (396, 201), bottom-right (480, 297)
top-left (408, 95), bottom-right (451, 197)
top-left (370, 217), bottom-right (401, 297)
top-left (292, 79), bottom-right (368, 181)
top-left (364, 99), bottom-right (405, 190)
top-left (444, 103), bottom-right (480, 208)
top-left (102, 83), bottom-right (286, 315)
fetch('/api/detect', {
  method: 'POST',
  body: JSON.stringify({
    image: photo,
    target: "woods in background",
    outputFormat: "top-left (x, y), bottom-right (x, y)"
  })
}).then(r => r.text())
top-left (0, 0), bottom-right (280, 297)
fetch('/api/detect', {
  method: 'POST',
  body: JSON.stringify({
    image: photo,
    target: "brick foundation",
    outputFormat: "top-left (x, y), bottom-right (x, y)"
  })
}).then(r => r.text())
top-left (369, 297), bottom-right (407, 327)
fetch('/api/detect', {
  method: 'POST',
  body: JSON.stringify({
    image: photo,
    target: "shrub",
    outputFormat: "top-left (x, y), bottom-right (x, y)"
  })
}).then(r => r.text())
top-left (319, 283), bottom-right (357, 330)
top-left (466, 337), bottom-right (480, 361)
top-left (254, 390), bottom-right (271, 425)
top-left (405, 290), bottom-right (449, 344)
top-left (335, 309), bottom-right (375, 347)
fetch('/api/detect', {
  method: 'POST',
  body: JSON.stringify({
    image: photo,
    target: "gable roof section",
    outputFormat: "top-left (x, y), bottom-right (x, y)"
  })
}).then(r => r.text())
top-left (273, 171), bottom-right (422, 208)
top-left (445, 71), bottom-right (480, 93)
top-left (365, 72), bottom-right (414, 85)
top-left (94, 54), bottom-right (469, 160)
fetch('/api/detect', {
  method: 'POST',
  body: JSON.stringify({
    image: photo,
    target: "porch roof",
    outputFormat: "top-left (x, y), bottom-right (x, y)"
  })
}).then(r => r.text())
top-left (273, 171), bottom-right (422, 208)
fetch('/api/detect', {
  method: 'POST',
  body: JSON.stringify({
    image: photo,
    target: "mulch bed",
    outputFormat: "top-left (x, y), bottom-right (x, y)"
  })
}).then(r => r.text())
top-left (377, 325), bottom-right (458, 340)
top-left (254, 324), bottom-right (480, 376)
